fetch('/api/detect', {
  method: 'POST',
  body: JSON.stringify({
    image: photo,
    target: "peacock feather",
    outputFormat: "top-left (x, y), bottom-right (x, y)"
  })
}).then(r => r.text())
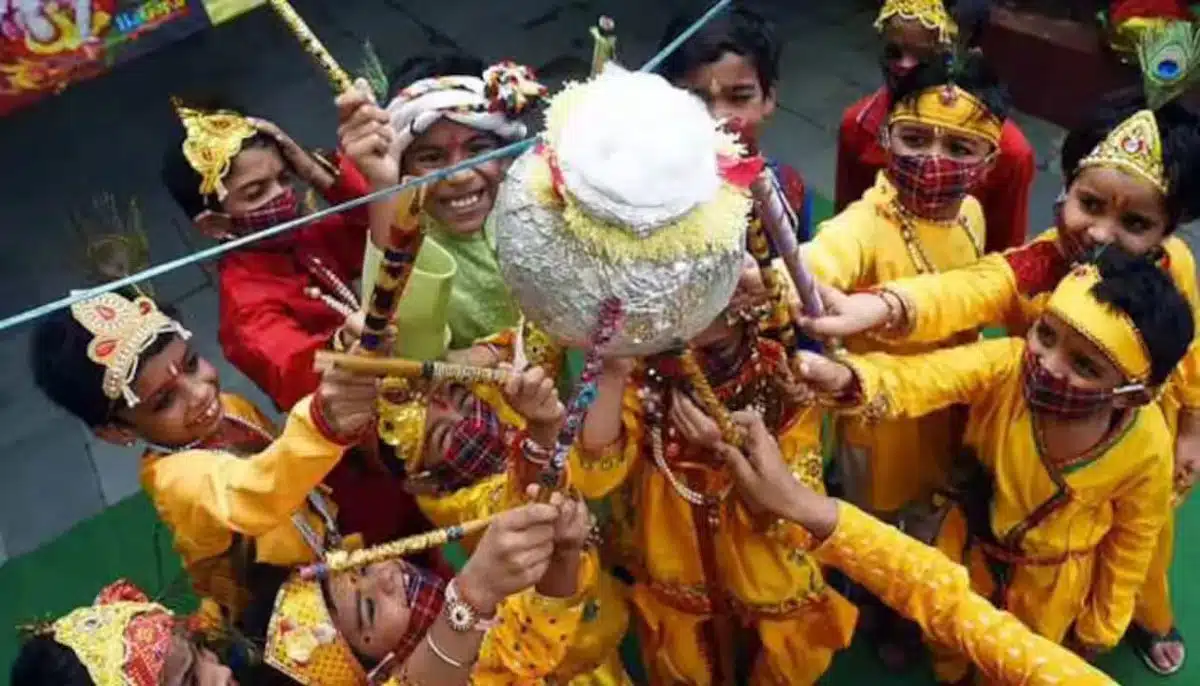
top-left (1137, 20), bottom-right (1200, 109)
top-left (70, 193), bottom-right (154, 296)
top-left (357, 39), bottom-right (390, 102)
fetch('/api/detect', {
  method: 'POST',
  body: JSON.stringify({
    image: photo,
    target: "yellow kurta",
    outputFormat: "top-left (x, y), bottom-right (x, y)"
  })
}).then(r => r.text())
top-left (379, 556), bottom-right (595, 685)
top-left (885, 230), bottom-right (1200, 632)
top-left (842, 338), bottom-right (1173, 657)
top-left (140, 393), bottom-right (347, 617)
top-left (412, 382), bottom-right (632, 686)
top-left (471, 553), bottom-right (597, 683)
top-left (804, 172), bottom-right (985, 516)
top-left (794, 502), bottom-right (1115, 685)
top-left (887, 229), bottom-right (1200, 417)
top-left (571, 343), bottom-right (857, 686)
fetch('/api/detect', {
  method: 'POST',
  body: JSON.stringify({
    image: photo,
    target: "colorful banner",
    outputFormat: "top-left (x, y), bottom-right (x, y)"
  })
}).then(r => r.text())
top-left (0, 0), bottom-right (261, 116)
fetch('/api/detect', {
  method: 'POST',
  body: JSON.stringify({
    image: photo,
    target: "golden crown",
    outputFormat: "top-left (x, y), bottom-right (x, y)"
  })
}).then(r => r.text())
top-left (69, 292), bottom-right (191, 407)
top-left (1078, 109), bottom-right (1167, 194)
top-left (265, 573), bottom-right (365, 686)
top-left (378, 378), bottom-right (429, 472)
top-left (875, 0), bottom-right (958, 44)
top-left (171, 97), bottom-right (258, 198)
top-left (49, 581), bottom-right (175, 686)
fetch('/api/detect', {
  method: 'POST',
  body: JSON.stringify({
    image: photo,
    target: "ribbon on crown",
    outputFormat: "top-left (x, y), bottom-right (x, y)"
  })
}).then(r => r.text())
top-left (33, 580), bottom-right (175, 686)
top-left (875, 0), bottom-right (958, 45)
top-left (1046, 264), bottom-right (1152, 382)
top-left (1078, 109), bottom-right (1167, 195)
top-left (69, 292), bottom-right (191, 408)
top-left (888, 84), bottom-right (1004, 146)
top-left (171, 97), bottom-right (259, 198)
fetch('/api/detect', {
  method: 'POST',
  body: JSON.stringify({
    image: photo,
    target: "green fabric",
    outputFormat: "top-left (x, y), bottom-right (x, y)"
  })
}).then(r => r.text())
top-left (361, 237), bottom-right (456, 361)
top-left (423, 214), bottom-right (521, 350)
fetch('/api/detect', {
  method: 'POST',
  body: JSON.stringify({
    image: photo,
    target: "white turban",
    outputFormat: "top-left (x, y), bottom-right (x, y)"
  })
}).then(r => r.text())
top-left (386, 62), bottom-right (546, 157)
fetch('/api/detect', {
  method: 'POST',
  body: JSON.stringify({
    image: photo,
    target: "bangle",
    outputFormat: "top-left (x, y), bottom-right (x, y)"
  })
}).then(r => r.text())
top-left (877, 291), bottom-right (901, 329)
top-left (424, 633), bottom-right (468, 670)
top-left (522, 436), bottom-right (553, 466)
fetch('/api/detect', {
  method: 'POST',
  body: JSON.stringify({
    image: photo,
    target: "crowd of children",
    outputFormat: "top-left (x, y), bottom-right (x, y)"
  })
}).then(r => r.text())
top-left (10, 0), bottom-right (1200, 684)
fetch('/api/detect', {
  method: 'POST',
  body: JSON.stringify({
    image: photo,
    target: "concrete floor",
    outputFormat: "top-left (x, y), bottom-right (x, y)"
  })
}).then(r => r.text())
top-left (0, 0), bottom-right (1091, 563)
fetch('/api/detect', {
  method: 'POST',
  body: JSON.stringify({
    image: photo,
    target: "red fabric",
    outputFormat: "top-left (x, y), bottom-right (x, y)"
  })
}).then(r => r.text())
top-left (773, 161), bottom-right (807, 224)
top-left (719, 153), bottom-right (765, 189)
top-left (1111, 0), bottom-right (1194, 23)
top-left (322, 456), bottom-right (437, 557)
top-left (216, 157), bottom-right (437, 553)
top-left (93, 580), bottom-right (173, 686)
top-left (393, 561), bottom-right (447, 662)
top-left (217, 154), bottom-right (371, 413)
top-left (835, 87), bottom-right (1038, 253)
top-left (1003, 239), bottom-right (1070, 297)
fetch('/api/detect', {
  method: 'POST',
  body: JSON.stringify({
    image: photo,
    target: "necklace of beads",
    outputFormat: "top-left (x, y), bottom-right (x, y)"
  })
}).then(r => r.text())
top-left (888, 199), bottom-right (978, 275)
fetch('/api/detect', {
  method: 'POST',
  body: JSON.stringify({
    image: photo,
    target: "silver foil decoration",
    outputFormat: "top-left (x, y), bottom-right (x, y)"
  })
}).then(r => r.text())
top-left (494, 151), bottom-right (745, 357)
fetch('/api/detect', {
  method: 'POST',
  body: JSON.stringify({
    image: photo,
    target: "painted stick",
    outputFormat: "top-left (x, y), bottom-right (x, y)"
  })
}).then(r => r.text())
top-left (590, 16), bottom-right (617, 76)
top-left (314, 352), bottom-right (510, 384)
top-left (678, 346), bottom-right (744, 448)
top-left (752, 169), bottom-right (824, 318)
top-left (359, 186), bottom-right (426, 355)
top-left (301, 516), bottom-right (493, 580)
top-left (266, 0), bottom-right (354, 93)
top-left (534, 298), bottom-right (624, 501)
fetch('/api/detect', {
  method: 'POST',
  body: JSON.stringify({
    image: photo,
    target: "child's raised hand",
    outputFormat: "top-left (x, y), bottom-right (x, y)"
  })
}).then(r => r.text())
top-left (794, 286), bottom-right (896, 340)
top-left (789, 351), bottom-right (855, 397)
top-left (314, 366), bottom-right (380, 442)
top-left (668, 390), bottom-right (722, 449)
top-left (502, 364), bottom-right (564, 446)
top-left (335, 78), bottom-right (397, 188)
top-left (550, 491), bottom-right (592, 558)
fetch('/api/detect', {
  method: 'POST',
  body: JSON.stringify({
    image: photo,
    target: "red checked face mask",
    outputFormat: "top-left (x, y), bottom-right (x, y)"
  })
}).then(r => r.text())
top-left (887, 152), bottom-right (990, 217)
top-left (1020, 348), bottom-right (1147, 418)
top-left (228, 186), bottom-right (302, 233)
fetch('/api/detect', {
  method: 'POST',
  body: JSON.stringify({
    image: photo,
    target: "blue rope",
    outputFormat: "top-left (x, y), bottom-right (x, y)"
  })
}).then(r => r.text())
top-left (0, 0), bottom-right (731, 334)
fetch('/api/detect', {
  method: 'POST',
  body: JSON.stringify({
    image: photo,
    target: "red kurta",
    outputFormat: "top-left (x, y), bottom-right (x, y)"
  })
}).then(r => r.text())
top-left (218, 154), bottom-right (370, 413)
top-left (835, 87), bottom-right (1037, 254)
top-left (215, 155), bottom-right (441, 554)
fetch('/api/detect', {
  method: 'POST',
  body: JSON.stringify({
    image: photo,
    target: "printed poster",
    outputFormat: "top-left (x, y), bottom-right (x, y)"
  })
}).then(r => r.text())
top-left (0, 0), bottom-right (234, 116)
